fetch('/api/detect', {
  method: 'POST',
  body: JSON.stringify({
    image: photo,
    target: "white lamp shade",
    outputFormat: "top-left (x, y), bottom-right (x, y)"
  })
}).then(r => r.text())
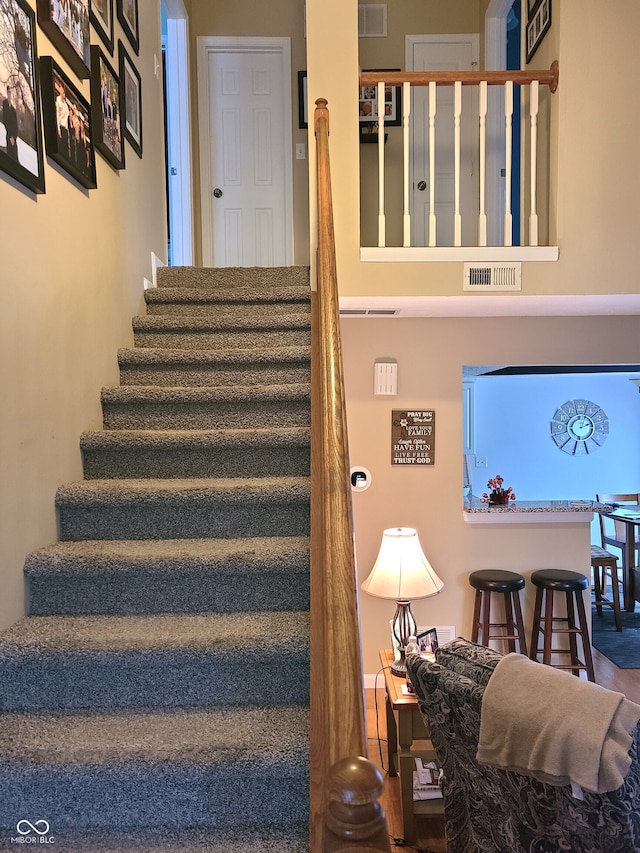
top-left (361, 527), bottom-right (444, 601)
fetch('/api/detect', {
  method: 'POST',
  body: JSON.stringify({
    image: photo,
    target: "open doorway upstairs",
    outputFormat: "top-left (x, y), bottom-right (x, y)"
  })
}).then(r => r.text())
top-left (161, 0), bottom-right (193, 266)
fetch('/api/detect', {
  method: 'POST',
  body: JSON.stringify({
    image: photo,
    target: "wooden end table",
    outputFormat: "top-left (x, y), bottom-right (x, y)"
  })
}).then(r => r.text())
top-left (379, 648), bottom-right (444, 844)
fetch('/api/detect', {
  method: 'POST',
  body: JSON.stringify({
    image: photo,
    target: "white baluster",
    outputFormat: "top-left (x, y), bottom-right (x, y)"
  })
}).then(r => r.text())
top-left (403, 81), bottom-right (411, 247)
top-left (454, 80), bottom-right (462, 247)
top-left (428, 81), bottom-right (436, 247)
top-left (377, 81), bottom-right (386, 247)
top-left (478, 80), bottom-right (487, 247)
top-left (529, 80), bottom-right (539, 247)
top-left (503, 80), bottom-right (513, 247)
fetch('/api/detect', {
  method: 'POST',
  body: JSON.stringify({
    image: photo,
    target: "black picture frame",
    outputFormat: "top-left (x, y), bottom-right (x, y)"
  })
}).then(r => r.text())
top-left (416, 627), bottom-right (439, 656)
top-left (36, 0), bottom-right (90, 79)
top-left (40, 55), bottom-right (96, 189)
top-left (297, 70), bottom-right (307, 129)
top-left (526, 0), bottom-right (552, 63)
top-left (91, 0), bottom-right (115, 54)
top-left (90, 44), bottom-right (124, 170)
top-left (359, 69), bottom-right (402, 127)
top-left (116, 0), bottom-right (139, 56)
top-left (0, 0), bottom-right (45, 194)
top-left (118, 39), bottom-right (141, 157)
top-left (527, 0), bottom-right (543, 19)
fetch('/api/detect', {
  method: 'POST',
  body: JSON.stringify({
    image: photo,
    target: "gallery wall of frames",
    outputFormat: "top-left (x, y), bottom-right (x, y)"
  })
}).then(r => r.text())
top-left (0, 0), bottom-right (142, 195)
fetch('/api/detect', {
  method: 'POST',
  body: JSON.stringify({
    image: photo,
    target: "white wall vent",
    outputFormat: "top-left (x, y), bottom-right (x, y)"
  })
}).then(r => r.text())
top-left (463, 262), bottom-right (522, 291)
top-left (358, 4), bottom-right (387, 37)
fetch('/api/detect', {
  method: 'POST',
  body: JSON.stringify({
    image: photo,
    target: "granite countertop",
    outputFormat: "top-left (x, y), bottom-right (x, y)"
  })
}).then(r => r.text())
top-left (463, 498), bottom-right (613, 523)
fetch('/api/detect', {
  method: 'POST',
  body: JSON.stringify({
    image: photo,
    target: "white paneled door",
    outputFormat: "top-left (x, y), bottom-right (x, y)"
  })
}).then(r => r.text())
top-left (197, 37), bottom-right (293, 267)
top-left (407, 35), bottom-right (479, 247)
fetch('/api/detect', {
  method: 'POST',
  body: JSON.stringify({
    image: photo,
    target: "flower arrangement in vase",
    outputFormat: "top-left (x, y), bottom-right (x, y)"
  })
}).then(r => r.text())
top-left (481, 475), bottom-right (516, 506)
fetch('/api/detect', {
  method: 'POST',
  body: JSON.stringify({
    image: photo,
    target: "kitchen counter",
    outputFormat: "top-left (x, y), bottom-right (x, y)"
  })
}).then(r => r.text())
top-left (463, 499), bottom-right (611, 524)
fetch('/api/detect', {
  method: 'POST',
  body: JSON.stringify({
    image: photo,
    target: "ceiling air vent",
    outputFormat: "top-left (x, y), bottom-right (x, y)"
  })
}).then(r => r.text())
top-left (340, 308), bottom-right (398, 316)
top-left (358, 4), bottom-right (387, 37)
top-left (463, 262), bottom-right (522, 291)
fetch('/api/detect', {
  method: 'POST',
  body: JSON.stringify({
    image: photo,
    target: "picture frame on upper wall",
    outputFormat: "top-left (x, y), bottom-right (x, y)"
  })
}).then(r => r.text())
top-left (91, 0), bottom-right (115, 55)
top-left (359, 70), bottom-right (401, 128)
top-left (90, 44), bottom-right (124, 170)
top-left (40, 55), bottom-right (96, 190)
top-left (297, 70), bottom-right (307, 129)
top-left (527, 0), bottom-right (543, 19)
top-left (526, 0), bottom-right (552, 64)
top-left (116, 0), bottom-right (139, 56)
top-left (118, 39), bottom-right (141, 158)
top-left (36, 0), bottom-right (90, 79)
top-left (0, 0), bottom-right (45, 193)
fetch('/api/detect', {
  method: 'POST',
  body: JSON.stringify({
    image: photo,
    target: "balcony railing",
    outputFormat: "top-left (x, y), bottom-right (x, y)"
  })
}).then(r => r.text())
top-left (359, 63), bottom-right (559, 260)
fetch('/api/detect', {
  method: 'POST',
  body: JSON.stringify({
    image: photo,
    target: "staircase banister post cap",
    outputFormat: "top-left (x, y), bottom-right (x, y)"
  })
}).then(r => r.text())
top-left (327, 755), bottom-right (385, 805)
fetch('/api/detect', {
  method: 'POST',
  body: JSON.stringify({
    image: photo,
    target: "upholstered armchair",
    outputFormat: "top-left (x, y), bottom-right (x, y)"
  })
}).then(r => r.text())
top-left (406, 638), bottom-right (640, 853)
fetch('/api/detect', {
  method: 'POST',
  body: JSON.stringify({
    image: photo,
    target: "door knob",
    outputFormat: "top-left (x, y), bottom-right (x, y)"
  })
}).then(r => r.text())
top-left (213, 188), bottom-right (223, 198)
top-left (417, 180), bottom-right (426, 191)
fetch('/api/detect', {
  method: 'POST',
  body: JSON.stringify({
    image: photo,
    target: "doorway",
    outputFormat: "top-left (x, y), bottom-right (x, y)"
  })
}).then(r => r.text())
top-left (161, 0), bottom-right (193, 267)
top-left (196, 36), bottom-right (293, 268)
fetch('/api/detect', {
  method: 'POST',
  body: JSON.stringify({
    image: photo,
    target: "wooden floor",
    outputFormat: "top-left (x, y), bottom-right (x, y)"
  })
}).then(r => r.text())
top-left (366, 648), bottom-right (640, 852)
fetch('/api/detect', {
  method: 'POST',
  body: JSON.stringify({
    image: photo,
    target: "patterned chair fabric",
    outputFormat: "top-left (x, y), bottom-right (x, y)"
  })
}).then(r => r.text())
top-left (406, 638), bottom-right (640, 853)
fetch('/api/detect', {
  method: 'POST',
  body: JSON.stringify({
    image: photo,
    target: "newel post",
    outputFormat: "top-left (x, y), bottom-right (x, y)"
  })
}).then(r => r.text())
top-left (323, 756), bottom-right (391, 852)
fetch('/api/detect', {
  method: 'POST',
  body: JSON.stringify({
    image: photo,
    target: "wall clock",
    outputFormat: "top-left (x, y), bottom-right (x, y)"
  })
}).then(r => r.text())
top-left (550, 399), bottom-right (609, 455)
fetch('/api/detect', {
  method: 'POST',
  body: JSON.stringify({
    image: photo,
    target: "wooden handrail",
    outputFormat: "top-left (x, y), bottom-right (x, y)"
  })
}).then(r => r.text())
top-left (360, 61), bottom-right (559, 93)
top-left (310, 98), bottom-right (390, 852)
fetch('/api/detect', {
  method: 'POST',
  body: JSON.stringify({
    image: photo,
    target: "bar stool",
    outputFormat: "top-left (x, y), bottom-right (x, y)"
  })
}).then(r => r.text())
top-left (469, 569), bottom-right (528, 655)
top-left (529, 569), bottom-right (596, 682)
top-left (591, 545), bottom-right (622, 632)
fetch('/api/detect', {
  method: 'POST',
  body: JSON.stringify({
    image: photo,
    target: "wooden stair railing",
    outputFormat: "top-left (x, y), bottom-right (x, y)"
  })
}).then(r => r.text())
top-left (310, 98), bottom-right (391, 853)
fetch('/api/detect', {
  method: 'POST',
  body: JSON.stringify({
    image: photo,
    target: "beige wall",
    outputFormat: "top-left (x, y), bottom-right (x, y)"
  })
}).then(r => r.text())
top-left (0, 3), bottom-right (167, 631)
top-left (342, 315), bottom-right (640, 674)
top-left (186, 0), bottom-right (309, 266)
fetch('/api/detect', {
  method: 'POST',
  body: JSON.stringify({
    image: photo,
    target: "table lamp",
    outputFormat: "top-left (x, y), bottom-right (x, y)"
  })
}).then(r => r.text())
top-left (361, 527), bottom-right (444, 677)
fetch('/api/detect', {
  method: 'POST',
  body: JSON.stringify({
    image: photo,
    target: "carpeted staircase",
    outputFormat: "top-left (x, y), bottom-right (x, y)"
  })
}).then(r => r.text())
top-left (0, 266), bottom-right (311, 852)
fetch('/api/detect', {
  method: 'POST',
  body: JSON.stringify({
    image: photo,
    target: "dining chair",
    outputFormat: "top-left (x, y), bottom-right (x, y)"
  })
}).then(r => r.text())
top-left (596, 493), bottom-right (640, 567)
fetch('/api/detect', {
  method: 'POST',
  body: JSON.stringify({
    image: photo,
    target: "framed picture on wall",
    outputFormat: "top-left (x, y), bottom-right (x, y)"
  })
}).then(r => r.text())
top-left (36, 0), bottom-right (91, 79)
top-left (91, 0), bottom-right (115, 54)
top-left (118, 40), bottom-right (142, 157)
top-left (297, 70), bottom-right (307, 129)
top-left (40, 56), bottom-right (96, 189)
top-left (90, 45), bottom-right (124, 170)
top-left (526, 0), bottom-right (552, 63)
top-left (116, 0), bottom-right (139, 55)
top-left (0, 0), bottom-right (45, 193)
top-left (359, 69), bottom-right (401, 127)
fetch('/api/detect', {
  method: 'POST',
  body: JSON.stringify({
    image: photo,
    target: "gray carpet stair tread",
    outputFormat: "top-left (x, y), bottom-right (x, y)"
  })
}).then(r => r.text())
top-left (24, 536), bottom-right (310, 576)
top-left (56, 476), bottom-right (310, 503)
top-left (117, 344), bottom-right (311, 365)
top-left (157, 265), bottom-right (310, 290)
top-left (0, 705), bottom-right (309, 762)
top-left (100, 384), bottom-right (311, 404)
top-left (0, 611), bottom-right (309, 656)
top-left (80, 427), bottom-right (311, 451)
top-left (146, 283), bottom-right (310, 303)
top-left (31, 827), bottom-right (309, 852)
top-left (133, 314), bottom-right (311, 332)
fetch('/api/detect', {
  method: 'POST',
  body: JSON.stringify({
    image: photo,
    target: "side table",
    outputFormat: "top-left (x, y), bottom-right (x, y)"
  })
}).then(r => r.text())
top-left (379, 648), bottom-right (444, 844)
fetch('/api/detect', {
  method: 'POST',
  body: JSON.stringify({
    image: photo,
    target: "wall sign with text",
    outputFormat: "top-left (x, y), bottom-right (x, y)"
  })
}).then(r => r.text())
top-left (391, 410), bottom-right (435, 466)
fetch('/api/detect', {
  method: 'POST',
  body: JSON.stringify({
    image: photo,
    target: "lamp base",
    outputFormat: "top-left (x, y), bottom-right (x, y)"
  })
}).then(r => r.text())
top-left (390, 655), bottom-right (407, 678)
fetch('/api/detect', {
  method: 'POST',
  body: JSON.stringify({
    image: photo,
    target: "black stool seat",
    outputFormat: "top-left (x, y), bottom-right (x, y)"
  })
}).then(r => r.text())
top-left (469, 569), bottom-right (527, 655)
top-left (531, 569), bottom-right (588, 592)
top-left (529, 568), bottom-right (595, 682)
top-left (470, 569), bottom-right (525, 593)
